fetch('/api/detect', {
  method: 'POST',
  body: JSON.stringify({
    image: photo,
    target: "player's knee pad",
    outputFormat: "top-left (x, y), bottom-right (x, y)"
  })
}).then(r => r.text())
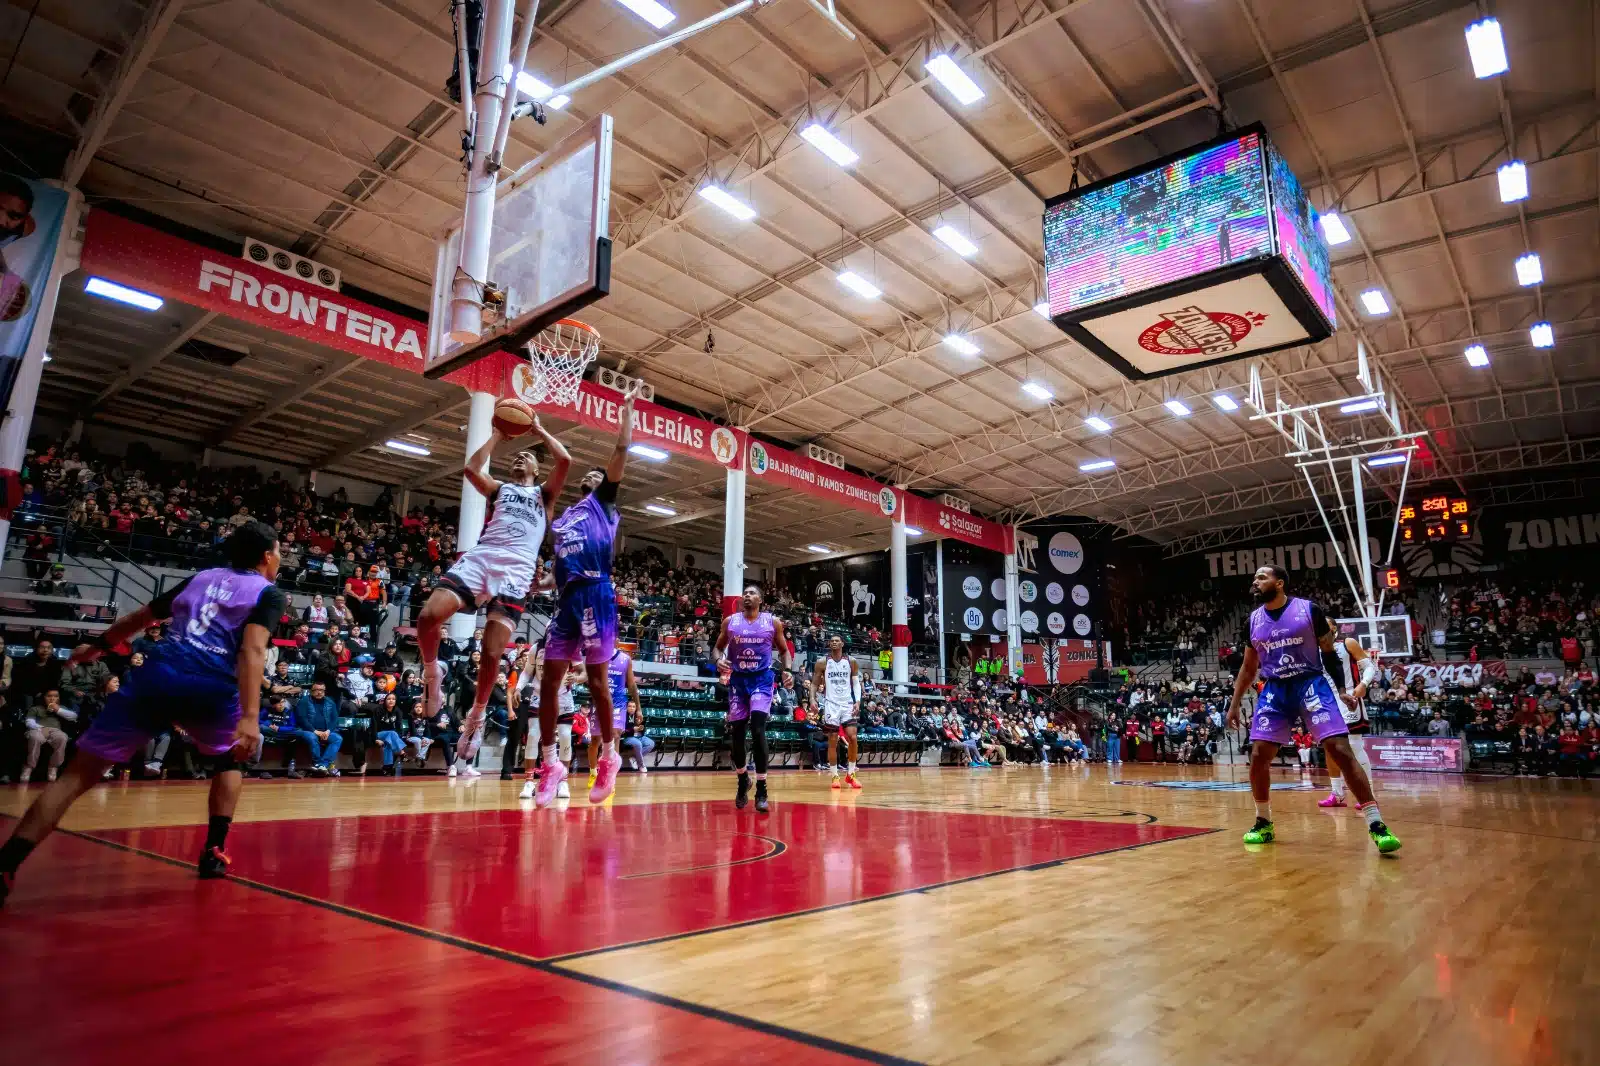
top-left (556, 723), bottom-right (572, 763)
top-left (206, 753), bottom-right (247, 775)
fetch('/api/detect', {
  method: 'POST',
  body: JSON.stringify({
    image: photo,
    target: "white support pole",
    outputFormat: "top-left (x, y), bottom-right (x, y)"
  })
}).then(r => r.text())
top-left (398, 488), bottom-right (412, 517)
top-left (1351, 456), bottom-right (1376, 614)
top-left (721, 464), bottom-right (746, 620)
top-left (890, 514), bottom-right (909, 691)
top-left (449, 0), bottom-right (516, 344)
top-left (488, 0), bottom-right (540, 170)
top-left (0, 188), bottom-right (82, 552)
top-left (548, 0), bottom-right (757, 102)
top-left (1004, 529), bottom-right (1021, 680)
top-left (451, 390), bottom-right (496, 640)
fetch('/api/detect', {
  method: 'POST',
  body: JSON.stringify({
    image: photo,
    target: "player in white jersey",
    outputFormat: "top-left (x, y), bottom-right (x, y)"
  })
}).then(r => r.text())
top-left (811, 635), bottom-right (862, 790)
top-left (1320, 635), bottom-right (1380, 808)
top-left (415, 417), bottom-right (571, 776)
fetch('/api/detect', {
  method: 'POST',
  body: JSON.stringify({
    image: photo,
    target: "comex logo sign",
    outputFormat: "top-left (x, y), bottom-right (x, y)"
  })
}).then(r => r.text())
top-left (748, 442), bottom-right (769, 475)
top-left (1047, 531), bottom-right (1084, 575)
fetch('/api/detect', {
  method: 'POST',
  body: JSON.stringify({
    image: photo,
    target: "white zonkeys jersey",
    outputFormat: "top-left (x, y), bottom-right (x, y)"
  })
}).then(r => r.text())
top-left (821, 655), bottom-right (858, 726)
top-left (475, 483), bottom-right (547, 563)
top-left (1330, 640), bottom-right (1369, 725)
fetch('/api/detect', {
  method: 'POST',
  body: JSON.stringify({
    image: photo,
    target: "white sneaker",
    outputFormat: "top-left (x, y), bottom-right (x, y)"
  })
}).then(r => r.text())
top-left (518, 779), bottom-right (535, 800)
top-left (557, 780), bottom-right (570, 799)
top-left (447, 764), bottom-right (458, 778)
top-left (638, 763), bottom-right (648, 775)
top-left (460, 764), bottom-right (482, 779)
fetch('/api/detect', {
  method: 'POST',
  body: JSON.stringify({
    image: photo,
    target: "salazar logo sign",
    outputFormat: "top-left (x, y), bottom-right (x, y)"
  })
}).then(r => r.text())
top-left (1139, 306), bottom-right (1267, 358)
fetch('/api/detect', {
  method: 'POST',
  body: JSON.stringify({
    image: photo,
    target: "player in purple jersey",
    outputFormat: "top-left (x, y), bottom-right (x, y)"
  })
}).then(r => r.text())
top-left (713, 585), bottom-right (792, 813)
top-left (1226, 566), bottom-right (1401, 854)
top-left (533, 383), bottom-right (639, 808)
top-left (0, 522), bottom-right (285, 906)
top-left (586, 648), bottom-right (639, 789)
top-left (414, 412), bottom-right (570, 779)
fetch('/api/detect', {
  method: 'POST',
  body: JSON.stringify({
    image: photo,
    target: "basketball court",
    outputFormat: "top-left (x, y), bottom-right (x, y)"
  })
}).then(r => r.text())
top-left (3, 0), bottom-right (1599, 1063)
top-left (4, 766), bottom-right (1594, 1066)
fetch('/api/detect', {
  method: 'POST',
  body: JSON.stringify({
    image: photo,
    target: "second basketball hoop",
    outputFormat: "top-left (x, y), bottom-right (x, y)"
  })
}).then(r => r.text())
top-left (512, 318), bottom-right (600, 407)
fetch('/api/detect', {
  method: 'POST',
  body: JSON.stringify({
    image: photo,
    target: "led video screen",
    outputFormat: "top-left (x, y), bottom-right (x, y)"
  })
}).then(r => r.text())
top-left (1266, 142), bottom-right (1336, 330)
top-left (1044, 132), bottom-right (1271, 317)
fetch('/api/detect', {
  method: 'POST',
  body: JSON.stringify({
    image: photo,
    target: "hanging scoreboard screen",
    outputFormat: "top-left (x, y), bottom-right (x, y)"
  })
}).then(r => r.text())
top-left (1042, 124), bottom-right (1336, 381)
top-left (1399, 494), bottom-right (1472, 543)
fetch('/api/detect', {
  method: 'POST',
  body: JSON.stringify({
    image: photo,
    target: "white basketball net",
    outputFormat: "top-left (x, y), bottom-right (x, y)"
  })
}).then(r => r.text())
top-left (524, 319), bottom-right (600, 406)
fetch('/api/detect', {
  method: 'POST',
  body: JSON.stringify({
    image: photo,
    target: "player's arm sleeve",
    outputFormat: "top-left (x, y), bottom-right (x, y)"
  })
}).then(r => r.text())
top-left (1310, 603), bottom-right (1331, 638)
top-left (146, 576), bottom-right (195, 622)
top-left (249, 586), bottom-right (290, 631)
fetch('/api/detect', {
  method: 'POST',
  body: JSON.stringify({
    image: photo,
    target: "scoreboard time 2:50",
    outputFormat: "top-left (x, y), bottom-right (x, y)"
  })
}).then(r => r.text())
top-left (1399, 494), bottom-right (1471, 543)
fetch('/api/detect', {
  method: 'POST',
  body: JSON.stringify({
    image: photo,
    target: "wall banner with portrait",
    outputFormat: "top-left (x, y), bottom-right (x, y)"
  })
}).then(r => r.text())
top-left (0, 174), bottom-right (71, 412)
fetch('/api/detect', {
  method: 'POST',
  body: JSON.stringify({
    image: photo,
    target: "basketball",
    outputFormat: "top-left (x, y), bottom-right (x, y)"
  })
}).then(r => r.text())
top-left (491, 398), bottom-right (535, 437)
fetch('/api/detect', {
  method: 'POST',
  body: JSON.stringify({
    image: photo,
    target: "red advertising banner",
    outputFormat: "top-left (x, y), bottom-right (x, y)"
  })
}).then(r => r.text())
top-left (1360, 736), bottom-right (1464, 773)
top-left (902, 494), bottom-right (1014, 554)
top-left (79, 211), bottom-right (744, 470)
top-left (1020, 640), bottom-right (1104, 685)
top-left (744, 438), bottom-right (899, 521)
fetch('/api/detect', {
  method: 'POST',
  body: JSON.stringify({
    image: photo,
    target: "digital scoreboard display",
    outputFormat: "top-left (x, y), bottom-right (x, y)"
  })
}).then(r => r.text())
top-left (1041, 125), bottom-right (1337, 381)
top-left (1044, 132), bottom-right (1272, 317)
top-left (1400, 494), bottom-right (1472, 543)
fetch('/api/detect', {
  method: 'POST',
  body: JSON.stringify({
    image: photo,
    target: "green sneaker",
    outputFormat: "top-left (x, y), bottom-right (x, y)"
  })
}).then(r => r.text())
top-left (1242, 817), bottom-right (1275, 845)
top-left (1368, 822), bottom-right (1402, 854)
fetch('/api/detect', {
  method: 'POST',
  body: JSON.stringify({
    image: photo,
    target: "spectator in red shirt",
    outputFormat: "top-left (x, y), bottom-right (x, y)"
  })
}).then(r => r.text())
top-left (1292, 728), bottom-right (1315, 769)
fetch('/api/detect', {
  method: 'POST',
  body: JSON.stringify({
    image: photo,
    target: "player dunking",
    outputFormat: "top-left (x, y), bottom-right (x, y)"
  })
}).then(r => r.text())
top-left (1319, 633), bottom-right (1380, 808)
top-left (532, 384), bottom-right (639, 807)
top-left (414, 415), bottom-right (571, 777)
top-left (1226, 566), bottom-right (1401, 854)
top-left (0, 521), bottom-right (284, 905)
top-left (812, 634), bottom-right (862, 790)
top-left (714, 584), bottom-right (792, 813)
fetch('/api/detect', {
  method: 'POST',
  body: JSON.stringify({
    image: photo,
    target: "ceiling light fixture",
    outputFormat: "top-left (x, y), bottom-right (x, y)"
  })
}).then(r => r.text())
top-left (1530, 322), bottom-right (1554, 349)
top-left (1021, 381), bottom-right (1053, 401)
top-left (1367, 453), bottom-right (1408, 468)
top-left (904, 526), bottom-right (923, 537)
top-left (942, 333), bottom-right (980, 357)
top-left (1360, 289), bottom-right (1390, 316)
top-left (384, 439), bottom-right (431, 457)
top-left (924, 54), bottom-right (985, 105)
top-left (1497, 160), bottom-right (1528, 203)
top-left (1515, 252), bottom-right (1542, 286)
top-left (1163, 399), bottom-right (1192, 417)
top-left (697, 185), bottom-right (756, 220)
top-left (806, 544), bottom-right (830, 553)
top-left (1211, 393), bottom-right (1240, 412)
top-left (1339, 399), bottom-right (1382, 415)
top-left (836, 270), bottom-right (881, 299)
top-left (1079, 459), bottom-right (1116, 473)
top-left (628, 443), bottom-right (670, 461)
top-left (613, 0), bottom-right (676, 30)
top-left (1084, 415), bottom-right (1112, 433)
top-left (931, 224), bottom-right (978, 257)
top-left (800, 123), bottom-right (858, 167)
top-left (643, 503), bottom-right (677, 516)
top-left (506, 67), bottom-right (569, 109)
top-left (1319, 212), bottom-right (1352, 245)
top-left (1464, 344), bottom-right (1490, 368)
top-left (85, 277), bottom-right (163, 311)
top-left (1465, 17), bottom-right (1509, 78)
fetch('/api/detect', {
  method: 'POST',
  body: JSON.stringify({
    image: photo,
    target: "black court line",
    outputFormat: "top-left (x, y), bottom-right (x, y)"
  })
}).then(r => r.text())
top-left (544, 826), bottom-right (1223, 964)
top-left (619, 832), bottom-right (787, 879)
top-left (57, 827), bottom-right (924, 1066)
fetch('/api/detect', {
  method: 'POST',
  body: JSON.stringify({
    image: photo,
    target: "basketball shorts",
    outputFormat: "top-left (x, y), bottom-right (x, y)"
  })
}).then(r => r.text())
top-left (1251, 674), bottom-right (1348, 747)
top-left (441, 546), bottom-right (536, 617)
top-left (78, 658), bottom-right (242, 762)
top-left (545, 581), bottom-right (617, 665)
top-left (727, 669), bottom-right (775, 723)
top-left (821, 698), bottom-right (857, 730)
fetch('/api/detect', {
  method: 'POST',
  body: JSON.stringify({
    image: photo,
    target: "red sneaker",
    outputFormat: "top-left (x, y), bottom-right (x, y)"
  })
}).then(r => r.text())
top-left (846, 773), bottom-right (862, 790)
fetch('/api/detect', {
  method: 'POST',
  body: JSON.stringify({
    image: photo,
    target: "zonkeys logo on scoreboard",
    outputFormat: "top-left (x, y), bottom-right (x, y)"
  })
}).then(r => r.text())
top-left (1138, 306), bottom-right (1268, 358)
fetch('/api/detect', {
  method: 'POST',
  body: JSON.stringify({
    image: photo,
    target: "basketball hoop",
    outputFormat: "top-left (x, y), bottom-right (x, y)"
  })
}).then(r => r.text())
top-left (522, 319), bottom-right (600, 406)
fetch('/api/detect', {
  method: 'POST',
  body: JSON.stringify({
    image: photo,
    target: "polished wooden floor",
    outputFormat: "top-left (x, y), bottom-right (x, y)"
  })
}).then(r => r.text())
top-left (3, 762), bottom-right (1596, 1066)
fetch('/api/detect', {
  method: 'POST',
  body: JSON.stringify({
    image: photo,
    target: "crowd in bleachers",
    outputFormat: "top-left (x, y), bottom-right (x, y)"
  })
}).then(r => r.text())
top-left (1439, 575), bottom-right (1598, 663)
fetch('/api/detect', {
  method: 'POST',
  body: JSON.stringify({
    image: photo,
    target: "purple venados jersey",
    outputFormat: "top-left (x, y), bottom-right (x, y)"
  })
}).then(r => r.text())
top-left (606, 650), bottom-right (632, 728)
top-left (164, 567), bottom-right (276, 679)
top-left (1249, 597), bottom-right (1324, 679)
top-left (726, 611), bottom-right (777, 674)
top-left (551, 492), bottom-right (620, 588)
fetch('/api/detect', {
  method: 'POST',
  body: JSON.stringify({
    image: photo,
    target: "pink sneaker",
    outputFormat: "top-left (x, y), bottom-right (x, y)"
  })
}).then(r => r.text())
top-left (1318, 793), bottom-right (1347, 808)
top-left (534, 758), bottom-right (569, 808)
top-left (589, 749), bottom-right (622, 804)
